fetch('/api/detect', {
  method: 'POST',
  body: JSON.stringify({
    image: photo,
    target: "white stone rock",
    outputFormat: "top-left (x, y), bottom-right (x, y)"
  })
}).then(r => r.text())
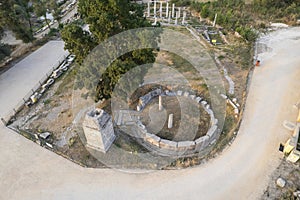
top-left (158, 95), bottom-right (163, 111)
top-left (168, 114), bottom-right (174, 129)
top-left (283, 120), bottom-right (296, 131)
top-left (220, 94), bottom-right (228, 99)
top-left (195, 97), bottom-right (202, 103)
top-left (234, 108), bottom-right (239, 114)
top-left (201, 101), bottom-right (207, 105)
top-left (276, 178), bottom-right (286, 188)
top-left (177, 90), bottom-right (183, 96)
top-left (189, 95), bottom-right (196, 100)
top-left (183, 91), bottom-right (189, 97)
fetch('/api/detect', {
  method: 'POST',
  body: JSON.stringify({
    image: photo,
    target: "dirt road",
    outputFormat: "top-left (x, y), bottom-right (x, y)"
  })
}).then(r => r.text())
top-left (0, 27), bottom-right (299, 200)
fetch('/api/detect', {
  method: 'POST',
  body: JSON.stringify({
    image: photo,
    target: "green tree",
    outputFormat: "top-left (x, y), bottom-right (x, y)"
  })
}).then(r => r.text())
top-left (61, 24), bottom-right (96, 64)
top-left (0, 0), bottom-right (34, 43)
top-left (48, 0), bottom-right (62, 24)
top-left (63, 0), bottom-right (158, 101)
top-left (14, 0), bottom-right (34, 34)
top-left (200, 4), bottom-right (210, 18)
top-left (32, 0), bottom-right (51, 29)
top-left (0, 26), bottom-right (11, 62)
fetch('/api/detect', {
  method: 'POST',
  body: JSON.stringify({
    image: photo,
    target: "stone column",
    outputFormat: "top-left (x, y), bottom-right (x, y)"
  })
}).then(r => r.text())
top-left (147, 2), bottom-right (150, 17)
top-left (166, 2), bottom-right (169, 18)
top-left (153, 17), bottom-right (157, 26)
top-left (172, 3), bottom-right (175, 18)
top-left (168, 11), bottom-right (171, 24)
top-left (168, 114), bottom-right (174, 129)
top-left (213, 13), bottom-right (218, 27)
top-left (154, 0), bottom-right (156, 17)
top-left (159, 95), bottom-right (162, 111)
top-left (159, 1), bottom-right (163, 18)
top-left (175, 11), bottom-right (179, 25)
top-left (182, 11), bottom-right (186, 25)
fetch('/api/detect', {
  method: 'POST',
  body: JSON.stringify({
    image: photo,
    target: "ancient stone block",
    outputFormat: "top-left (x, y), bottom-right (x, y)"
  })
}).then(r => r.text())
top-left (159, 139), bottom-right (177, 150)
top-left (201, 100), bottom-right (207, 105)
top-left (183, 91), bottom-right (189, 97)
top-left (195, 96), bottom-right (202, 103)
top-left (195, 135), bottom-right (210, 151)
top-left (166, 90), bottom-right (176, 96)
top-left (145, 133), bottom-right (161, 147)
top-left (83, 109), bottom-right (116, 153)
top-left (189, 95), bottom-right (196, 100)
top-left (220, 94), bottom-right (227, 99)
top-left (177, 90), bottom-right (183, 96)
top-left (177, 141), bottom-right (196, 151)
top-left (207, 125), bottom-right (218, 138)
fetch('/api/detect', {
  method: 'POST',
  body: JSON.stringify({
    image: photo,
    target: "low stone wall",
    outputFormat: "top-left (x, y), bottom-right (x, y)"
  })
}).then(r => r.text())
top-left (137, 88), bottom-right (162, 111)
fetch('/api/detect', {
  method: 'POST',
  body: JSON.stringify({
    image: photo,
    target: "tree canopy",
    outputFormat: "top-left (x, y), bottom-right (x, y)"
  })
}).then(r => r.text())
top-left (62, 0), bottom-right (158, 101)
top-left (0, 0), bottom-right (34, 43)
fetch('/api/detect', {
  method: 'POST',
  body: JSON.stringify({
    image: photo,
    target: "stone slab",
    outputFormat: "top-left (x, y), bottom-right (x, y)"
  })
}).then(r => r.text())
top-left (177, 141), bottom-right (196, 151)
top-left (159, 139), bottom-right (177, 150)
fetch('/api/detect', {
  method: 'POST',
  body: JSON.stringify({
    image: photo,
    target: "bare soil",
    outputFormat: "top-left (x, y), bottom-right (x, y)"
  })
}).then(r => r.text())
top-left (140, 95), bottom-right (210, 141)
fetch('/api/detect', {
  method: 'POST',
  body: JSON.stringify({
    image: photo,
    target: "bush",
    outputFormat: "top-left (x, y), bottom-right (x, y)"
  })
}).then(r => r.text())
top-left (0, 43), bottom-right (11, 62)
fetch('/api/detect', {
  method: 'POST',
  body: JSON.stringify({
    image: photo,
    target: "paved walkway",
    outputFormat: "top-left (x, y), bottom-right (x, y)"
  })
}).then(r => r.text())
top-left (0, 28), bottom-right (300, 200)
top-left (0, 41), bottom-right (68, 120)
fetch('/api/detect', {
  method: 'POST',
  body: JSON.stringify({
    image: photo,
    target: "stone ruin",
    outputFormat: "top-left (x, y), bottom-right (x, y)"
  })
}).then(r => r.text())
top-left (82, 109), bottom-right (116, 153)
top-left (116, 89), bottom-right (220, 157)
top-left (146, 1), bottom-right (188, 26)
top-left (82, 88), bottom-right (220, 156)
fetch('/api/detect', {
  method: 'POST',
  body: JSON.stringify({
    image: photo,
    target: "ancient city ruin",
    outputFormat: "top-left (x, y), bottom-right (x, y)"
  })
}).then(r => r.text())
top-left (83, 88), bottom-right (219, 157)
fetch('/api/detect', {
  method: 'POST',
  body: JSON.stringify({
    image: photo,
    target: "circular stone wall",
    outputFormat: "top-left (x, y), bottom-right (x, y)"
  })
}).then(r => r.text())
top-left (140, 95), bottom-right (210, 141)
top-left (126, 89), bottom-right (220, 157)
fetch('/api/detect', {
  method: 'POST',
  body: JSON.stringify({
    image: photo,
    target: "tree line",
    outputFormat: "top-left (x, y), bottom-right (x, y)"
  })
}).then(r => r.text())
top-left (190, 0), bottom-right (300, 42)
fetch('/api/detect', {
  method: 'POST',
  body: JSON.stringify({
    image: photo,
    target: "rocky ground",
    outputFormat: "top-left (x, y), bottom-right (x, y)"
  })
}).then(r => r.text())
top-left (263, 159), bottom-right (300, 200)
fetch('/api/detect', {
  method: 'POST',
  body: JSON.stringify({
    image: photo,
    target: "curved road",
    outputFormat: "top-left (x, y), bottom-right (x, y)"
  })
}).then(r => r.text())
top-left (0, 27), bottom-right (300, 200)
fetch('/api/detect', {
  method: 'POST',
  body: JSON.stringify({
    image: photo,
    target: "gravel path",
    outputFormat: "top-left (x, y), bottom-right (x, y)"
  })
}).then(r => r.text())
top-left (0, 27), bottom-right (299, 200)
